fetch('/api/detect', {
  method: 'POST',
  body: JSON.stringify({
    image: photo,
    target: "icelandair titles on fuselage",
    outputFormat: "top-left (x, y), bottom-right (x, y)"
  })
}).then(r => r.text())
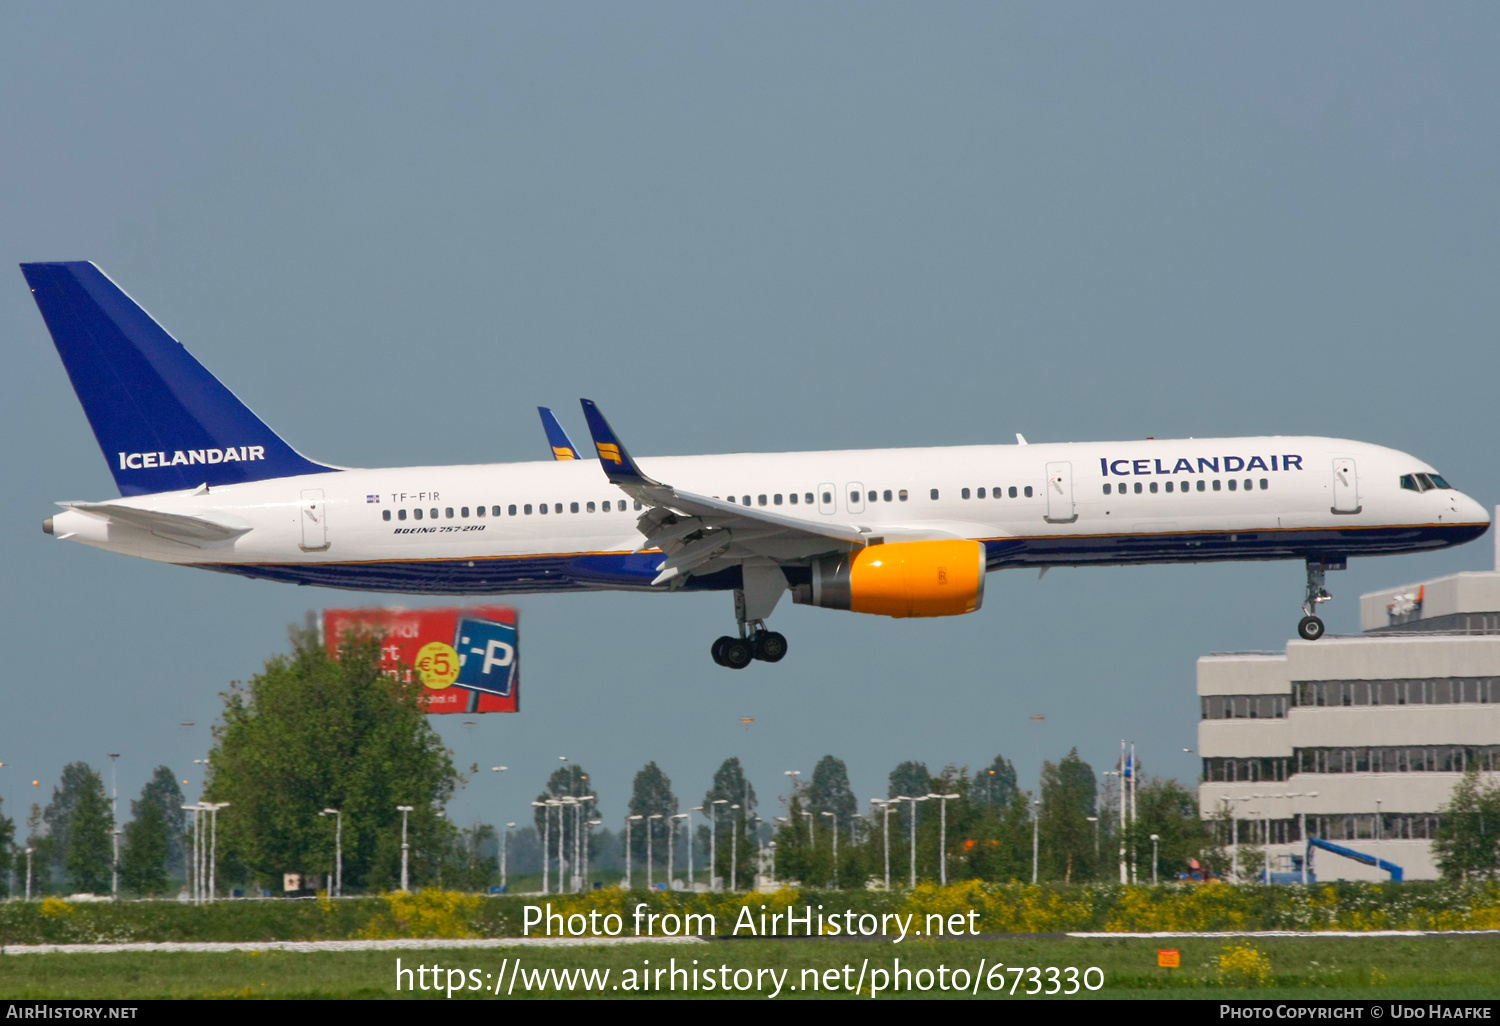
top-left (1099, 454), bottom-right (1303, 477)
top-left (118, 446), bottom-right (266, 470)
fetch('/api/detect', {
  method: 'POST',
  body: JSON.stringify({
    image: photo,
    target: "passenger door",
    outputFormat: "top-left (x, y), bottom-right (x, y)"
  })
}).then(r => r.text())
top-left (1044, 462), bottom-right (1077, 523)
top-left (301, 488), bottom-right (330, 550)
top-left (1332, 458), bottom-right (1361, 514)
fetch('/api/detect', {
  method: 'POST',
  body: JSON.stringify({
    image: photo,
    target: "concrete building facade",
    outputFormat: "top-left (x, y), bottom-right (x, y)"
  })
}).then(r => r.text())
top-left (1197, 571), bottom-right (1500, 882)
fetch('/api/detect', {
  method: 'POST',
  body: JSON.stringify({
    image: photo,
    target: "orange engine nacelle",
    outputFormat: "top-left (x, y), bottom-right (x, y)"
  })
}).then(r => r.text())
top-left (793, 540), bottom-right (986, 618)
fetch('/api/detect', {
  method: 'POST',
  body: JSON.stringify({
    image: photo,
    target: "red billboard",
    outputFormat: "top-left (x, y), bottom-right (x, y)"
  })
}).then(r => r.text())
top-left (323, 606), bottom-right (520, 713)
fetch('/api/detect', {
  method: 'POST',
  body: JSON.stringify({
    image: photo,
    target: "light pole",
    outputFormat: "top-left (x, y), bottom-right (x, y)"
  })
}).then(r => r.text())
top-left (670, 813), bottom-right (688, 890)
top-left (710, 799), bottom-right (728, 890)
top-left (553, 799), bottom-right (569, 893)
top-left (895, 796), bottom-right (926, 888)
top-left (929, 793), bottom-right (960, 886)
top-left (585, 819), bottom-right (601, 890)
top-left (181, 803), bottom-right (202, 903)
top-left (729, 805), bottom-right (741, 891)
top-left (1088, 815), bottom-right (1099, 856)
top-left (396, 805), bottom-right (414, 891)
top-left (490, 766), bottom-right (507, 888)
top-left (768, 840), bottom-right (776, 884)
top-left (320, 809), bottom-right (342, 897)
top-left (1150, 833), bottom-right (1160, 885)
top-left (107, 753), bottom-right (120, 900)
top-left (689, 807), bottom-right (703, 888)
top-left (203, 801), bottom-right (228, 901)
top-left (625, 815), bottom-right (643, 889)
top-left (1031, 796), bottom-right (1041, 884)
top-left (871, 799), bottom-right (893, 890)
top-left (25, 846), bottom-right (34, 901)
top-left (647, 813), bottom-right (662, 889)
top-left (502, 822), bottom-right (515, 891)
top-left (532, 801), bottom-right (549, 894)
top-left (820, 811), bottom-right (838, 887)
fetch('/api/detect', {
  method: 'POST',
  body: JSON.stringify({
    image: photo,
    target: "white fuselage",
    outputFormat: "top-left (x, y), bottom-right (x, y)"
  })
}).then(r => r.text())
top-left (45, 435), bottom-right (1490, 596)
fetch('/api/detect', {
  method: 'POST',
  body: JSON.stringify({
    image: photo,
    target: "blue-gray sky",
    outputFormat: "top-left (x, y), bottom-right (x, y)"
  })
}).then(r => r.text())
top-left (3, 3), bottom-right (1497, 837)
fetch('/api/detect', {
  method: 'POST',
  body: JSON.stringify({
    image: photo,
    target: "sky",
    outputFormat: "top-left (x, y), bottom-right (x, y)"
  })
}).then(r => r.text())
top-left (3, 3), bottom-right (1498, 842)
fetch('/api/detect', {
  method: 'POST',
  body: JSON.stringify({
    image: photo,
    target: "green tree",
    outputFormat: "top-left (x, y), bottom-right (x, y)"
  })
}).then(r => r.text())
top-left (807, 755), bottom-right (857, 839)
top-left (206, 627), bottom-right (460, 892)
top-left (1039, 747), bottom-right (1096, 883)
top-left (138, 767), bottom-right (186, 878)
top-left (64, 767), bottom-right (113, 893)
top-left (973, 754), bottom-right (1018, 807)
top-left (121, 797), bottom-right (169, 895)
top-left (39, 762), bottom-right (104, 883)
top-left (1434, 766), bottom-right (1500, 882)
top-left (887, 760), bottom-right (932, 800)
top-left (627, 762), bottom-right (677, 876)
top-left (704, 758), bottom-right (757, 889)
top-left (1132, 776), bottom-right (1212, 882)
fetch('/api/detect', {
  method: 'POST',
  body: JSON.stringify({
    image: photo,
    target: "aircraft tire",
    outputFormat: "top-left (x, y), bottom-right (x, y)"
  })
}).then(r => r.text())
top-left (1297, 615), bottom-right (1325, 641)
top-left (721, 638), bottom-right (753, 669)
top-left (711, 636), bottom-right (732, 666)
top-left (753, 631), bottom-right (788, 663)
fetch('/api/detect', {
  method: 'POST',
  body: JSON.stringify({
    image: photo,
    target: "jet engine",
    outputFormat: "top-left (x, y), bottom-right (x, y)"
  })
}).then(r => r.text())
top-left (792, 539), bottom-right (986, 618)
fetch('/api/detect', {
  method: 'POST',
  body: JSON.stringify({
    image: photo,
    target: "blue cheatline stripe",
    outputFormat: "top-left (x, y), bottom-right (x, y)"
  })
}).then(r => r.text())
top-left (186, 523), bottom-right (1485, 595)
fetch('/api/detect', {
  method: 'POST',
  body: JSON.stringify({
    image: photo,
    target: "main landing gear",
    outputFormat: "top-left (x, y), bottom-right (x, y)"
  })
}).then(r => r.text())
top-left (711, 625), bottom-right (788, 669)
top-left (1297, 556), bottom-right (1345, 641)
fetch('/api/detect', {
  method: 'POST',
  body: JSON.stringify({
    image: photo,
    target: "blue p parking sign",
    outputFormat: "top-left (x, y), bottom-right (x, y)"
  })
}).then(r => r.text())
top-left (453, 616), bottom-right (518, 697)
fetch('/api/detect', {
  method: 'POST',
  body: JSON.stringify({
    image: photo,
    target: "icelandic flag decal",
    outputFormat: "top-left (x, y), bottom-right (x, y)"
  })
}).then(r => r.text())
top-left (366, 494), bottom-right (380, 503)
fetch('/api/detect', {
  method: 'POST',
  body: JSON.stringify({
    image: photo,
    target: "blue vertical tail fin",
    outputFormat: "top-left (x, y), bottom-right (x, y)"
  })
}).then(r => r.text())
top-left (21, 262), bottom-right (338, 496)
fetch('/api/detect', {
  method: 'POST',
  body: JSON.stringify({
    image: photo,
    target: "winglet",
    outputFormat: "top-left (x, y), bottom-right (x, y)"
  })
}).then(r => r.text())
top-left (579, 399), bottom-right (658, 488)
top-left (537, 407), bottom-right (581, 460)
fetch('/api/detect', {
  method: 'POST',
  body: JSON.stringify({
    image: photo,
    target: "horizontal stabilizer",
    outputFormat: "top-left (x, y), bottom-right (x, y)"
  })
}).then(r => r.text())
top-left (61, 501), bottom-right (252, 543)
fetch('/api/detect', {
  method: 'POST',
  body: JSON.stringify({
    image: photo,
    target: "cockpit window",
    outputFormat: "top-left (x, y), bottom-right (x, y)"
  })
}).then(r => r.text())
top-left (1403, 472), bottom-right (1453, 492)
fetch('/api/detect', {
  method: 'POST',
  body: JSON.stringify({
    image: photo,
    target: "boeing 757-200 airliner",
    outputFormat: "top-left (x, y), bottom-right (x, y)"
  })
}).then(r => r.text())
top-left (22, 262), bottom-right (1491, 668)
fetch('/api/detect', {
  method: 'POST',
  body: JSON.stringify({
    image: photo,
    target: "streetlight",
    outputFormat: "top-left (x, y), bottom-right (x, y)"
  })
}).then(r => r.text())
top-left (647, 813), bottom-right (663, 889)
top-left (689, 807), bottom-right (703, 888)
top-left (554, 798), bottom-right (571, 893)
top-left (1149, 833), bottom-right (1160, 885)
top-left (729, 805), bottom-right (741, 892)
top-left (532, 801), bottom-right (550, 894)
top-left (1031, 796), bottom-right (1041, 884)
top-left (820, 811), bottom-right (838, 887)
top-left (585, 819), bottom-right (601, 890)
top-left (625, 815), bottom-right (643, 889)
top-left (893, 796), bottom-right (926, 888)
top-left (25, 847), bottom-right (34, 901)
top-left (181, 803), bottom-right (205, 904)
top-left (871, 799), bottom-right (893, 890)
top-left (929, 793), bottom-right (960, 886)
top-left (768, 840), bottom-right (777, 884)
top-left (1087, 815), bottom-right (1099, 856)
top-left (320, 809), bottom-right (342, 897)
top-left (396, 805), bottom-right (414, 891)
top-left (502, 822), bottom-right (515, 891)
top-left (202, 802), bottom-right (229, 901)
top-left (710, 799), bottom-right (728, 890)
top-left (670, 813), bottom-right (689, 891)
top-left (107, 754), bottom-right (120, 900)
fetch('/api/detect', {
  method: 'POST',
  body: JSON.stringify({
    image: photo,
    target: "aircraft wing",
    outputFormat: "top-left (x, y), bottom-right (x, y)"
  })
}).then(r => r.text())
top-left (537, 407), bottom-right (582, 461)
top-left (578, 399), bottom-right (866, 585)
top-left (60, 501), bottom-right (252, 545)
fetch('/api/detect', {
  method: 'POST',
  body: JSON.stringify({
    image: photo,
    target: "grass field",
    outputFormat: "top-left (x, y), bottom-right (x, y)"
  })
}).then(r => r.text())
top-left (3, 936), bottom-right (1498, 999)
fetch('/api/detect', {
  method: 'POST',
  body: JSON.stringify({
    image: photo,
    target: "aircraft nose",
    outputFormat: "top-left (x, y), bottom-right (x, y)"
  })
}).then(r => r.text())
top-left (1459, 493), bottom-right (1491, 527)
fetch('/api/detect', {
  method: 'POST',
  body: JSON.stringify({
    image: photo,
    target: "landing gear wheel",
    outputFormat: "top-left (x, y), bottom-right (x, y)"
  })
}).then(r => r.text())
top-left (720, 637), bottom-right (753, 669)
top-left (752, 631), bottom-right (788, 662)
top-left (1297, 615), bottom-right (1325, 641)
top-left (711, 636), bottom-right (734, 666)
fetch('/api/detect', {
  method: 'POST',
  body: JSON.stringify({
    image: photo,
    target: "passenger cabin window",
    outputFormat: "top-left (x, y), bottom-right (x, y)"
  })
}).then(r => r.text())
top-left (1149, 482), bottom-right (1158, 493)
top-left (1024, 486), bottom-right (1033, 497)
top-left (787, 493), bottom-right (796, 504)
top-left (759, 495), bottom-right (768, 506)
top-left (461, 507), bottom-right (469, 517)
top-left (383, 509), bottom-right (392, 521)
top-left (1133, 482), bottom-right (1142, 494)
top-left (774, 494), bottom-right (783, 505)
top-left (570, 502), bottom-right (580, 513)
top-left (976, 487), bottom-right (986, 498)
top-left (1212, 480), bottom-right (1221, 491)
top-left (930, 489), bottom-right (939, 500)
top-left (414, 509), bottom-right (423, 520)
top-left (1228, 479), bottom-right (1237, 491)
top-left (586, 501), bottom-right (595, 512)
top-left (1197, 480), bottom-right (1206, 492)
top-left (508, 505), bottom-right (517, 515)
top-left (476, 506), bottom-right (485, 517)
top-left (398, 509), bottom-right (407, 521)
top-left (1103, 483), bottom-right (1112, 495)
top-left (849, 490), bottom-right (859, 504)
top-left (961, 488), bottom-right (971, 499)
top-left (742, 496), bottom-right (750, 506)
top-left (899, 489), bottom-right (908, 501)
top-left (1009, 486), bottom-right (1017, 498)
top-left (806, 493), bottom-right (815, 504)
top-left (524, 504), bottom-right (533, 514)
top-left (883, 489), bottom-right (892, 502)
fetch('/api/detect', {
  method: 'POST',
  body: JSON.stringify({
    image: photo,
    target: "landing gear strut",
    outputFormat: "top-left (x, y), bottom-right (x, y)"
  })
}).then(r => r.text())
top-left (711, 584), bottom-right (790, 668)
top-left (1298, 557), bottom-right (1344, 641)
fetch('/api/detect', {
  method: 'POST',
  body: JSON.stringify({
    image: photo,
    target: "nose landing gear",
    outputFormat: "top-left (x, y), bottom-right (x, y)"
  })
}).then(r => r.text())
top-left (1297, 556), bottom-right (1345, 640)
